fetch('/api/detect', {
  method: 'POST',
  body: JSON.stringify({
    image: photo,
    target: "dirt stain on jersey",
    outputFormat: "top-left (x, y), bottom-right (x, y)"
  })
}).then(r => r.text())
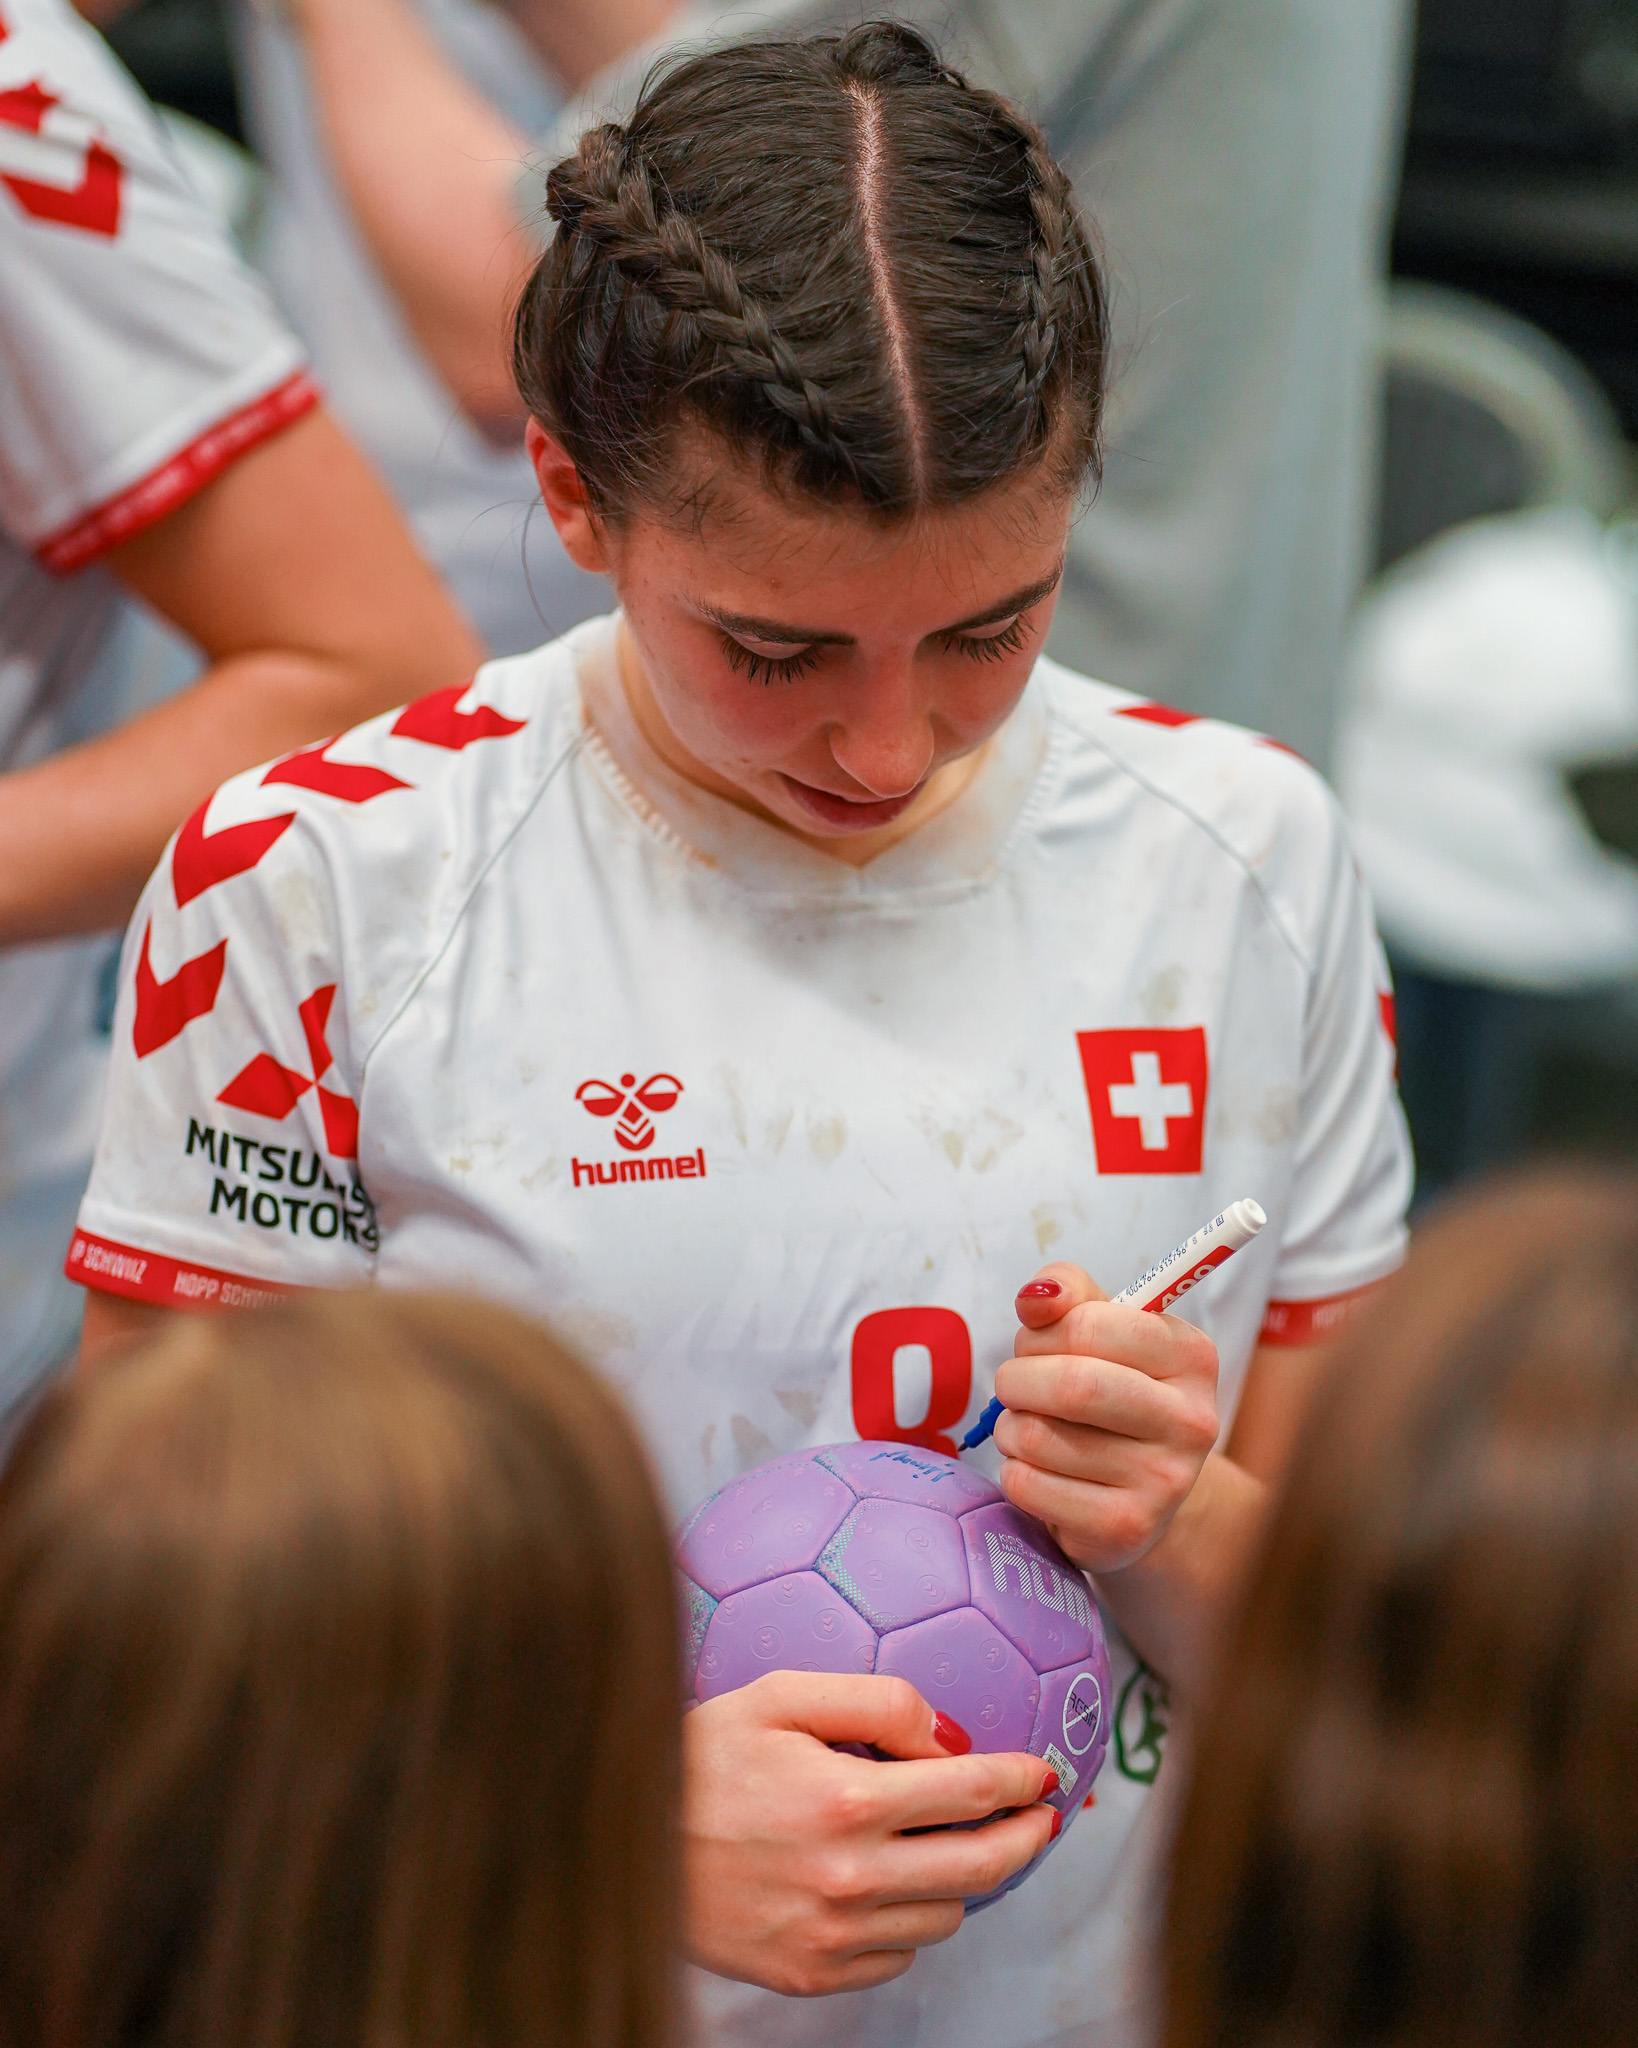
top-left (806, 1114), bottom-right (847, 1163)
top-left (1032, 1205), bottom-right (1063, 1254)
top-left (719, 1065), bottom-right (749, 1147)
top-left (270, 867), bottom-right (329, 957)
top-left (912, 1104), bottom-right (1023, 1174)
top-left (774, 1385), bottom-right (821, 1428)
top-left (731, 1412), bottom-right (776, 1469)
top-left (1139, 964), bottom-right (1186, 1026)
top-left (1255, 1084), bottom-right (1300, 1145)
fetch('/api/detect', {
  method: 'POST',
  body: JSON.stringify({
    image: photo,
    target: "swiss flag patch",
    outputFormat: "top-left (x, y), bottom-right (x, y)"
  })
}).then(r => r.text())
top-left (1076, 1028), bottom-right (1209, 1175)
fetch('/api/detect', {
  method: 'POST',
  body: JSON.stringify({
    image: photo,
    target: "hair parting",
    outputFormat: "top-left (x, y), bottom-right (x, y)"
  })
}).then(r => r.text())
top-left (846, 82), bottom-right (927, 501)
top-left (513, 20), bottom-right (1108, 526)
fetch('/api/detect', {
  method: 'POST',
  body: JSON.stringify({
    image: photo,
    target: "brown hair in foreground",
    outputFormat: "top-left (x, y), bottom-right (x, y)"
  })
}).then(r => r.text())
top-left (0, 1291), bottom-right (681, 2048)
top-left (1165, 1168), bottom-right (1638, 2048)
top-left (514, 20), bottom-right (1108, 524)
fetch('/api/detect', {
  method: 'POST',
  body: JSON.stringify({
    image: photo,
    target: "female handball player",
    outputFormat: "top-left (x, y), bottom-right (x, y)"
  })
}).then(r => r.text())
top-left (69, 25), bottom-right (1411, 2048)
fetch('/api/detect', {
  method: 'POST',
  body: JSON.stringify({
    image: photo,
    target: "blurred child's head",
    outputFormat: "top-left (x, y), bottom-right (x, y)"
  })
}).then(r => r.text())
top-left (1165, 1169), bottom-right (1638, 2048)
top-left (0, 1291), bottom-right (680, 2048)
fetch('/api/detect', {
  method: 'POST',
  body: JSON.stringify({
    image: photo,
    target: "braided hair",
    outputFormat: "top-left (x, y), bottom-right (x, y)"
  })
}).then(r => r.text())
top-left (513, 21), bottom-right (1107, 523)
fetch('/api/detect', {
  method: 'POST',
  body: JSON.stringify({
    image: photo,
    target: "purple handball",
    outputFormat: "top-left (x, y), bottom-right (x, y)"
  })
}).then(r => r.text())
top-left (676, 1441), bottom-right (1112, 1907)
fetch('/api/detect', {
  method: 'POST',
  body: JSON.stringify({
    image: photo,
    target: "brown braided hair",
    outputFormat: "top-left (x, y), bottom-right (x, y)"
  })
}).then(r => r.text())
top-left (513, 21), bottom-right (1108, 523)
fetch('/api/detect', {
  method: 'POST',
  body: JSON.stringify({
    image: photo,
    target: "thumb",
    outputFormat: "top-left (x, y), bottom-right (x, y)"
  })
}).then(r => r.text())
top-left (753, 1671), bottom-right (974, 1759)
top-left (1015, 1259), bottom-right (1109, 1332)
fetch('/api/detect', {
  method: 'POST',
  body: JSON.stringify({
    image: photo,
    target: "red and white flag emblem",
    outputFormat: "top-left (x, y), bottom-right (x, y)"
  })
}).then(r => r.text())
top-left (1076, 1028), bottom-right (1208, 1175)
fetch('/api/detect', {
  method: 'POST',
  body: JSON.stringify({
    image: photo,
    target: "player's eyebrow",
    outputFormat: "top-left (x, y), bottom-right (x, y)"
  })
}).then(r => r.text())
top-left (938, 567), bottom-right (1063, 636)
top-left (698, 566), bottom-right (1064, 649)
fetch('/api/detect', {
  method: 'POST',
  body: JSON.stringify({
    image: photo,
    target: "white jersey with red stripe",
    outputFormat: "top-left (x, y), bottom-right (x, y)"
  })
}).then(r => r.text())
top-left (74, 612), bottom-right (1408, 2048)
top-left (0, 0), bottom-right (312, 1396)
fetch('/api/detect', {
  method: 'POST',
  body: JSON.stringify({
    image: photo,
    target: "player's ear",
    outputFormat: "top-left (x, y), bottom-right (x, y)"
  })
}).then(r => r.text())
top-left (527, 420), bottom-right (612, 575)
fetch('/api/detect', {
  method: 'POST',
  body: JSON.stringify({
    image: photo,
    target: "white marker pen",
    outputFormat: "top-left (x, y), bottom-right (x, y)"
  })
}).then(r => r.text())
top-left (959, 1197), bottom-right (1266, 1452)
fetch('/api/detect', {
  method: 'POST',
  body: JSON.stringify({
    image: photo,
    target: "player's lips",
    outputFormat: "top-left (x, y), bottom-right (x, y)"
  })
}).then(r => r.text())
top-left (775, 773), bottom-right (923, 832)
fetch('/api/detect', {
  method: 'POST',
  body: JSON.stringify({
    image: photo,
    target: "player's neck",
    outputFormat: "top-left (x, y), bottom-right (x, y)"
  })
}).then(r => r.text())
top-left (612, 621), bottom-right (990, 868)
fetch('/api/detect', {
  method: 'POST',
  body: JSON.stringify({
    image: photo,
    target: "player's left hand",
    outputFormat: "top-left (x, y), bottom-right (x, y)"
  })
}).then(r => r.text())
top-left (989, 1263), bottom-right (1220, 1576)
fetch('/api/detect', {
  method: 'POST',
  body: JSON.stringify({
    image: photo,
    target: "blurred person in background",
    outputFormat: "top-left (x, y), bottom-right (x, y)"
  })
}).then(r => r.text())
top-left (0, 0), bottom-right (481, 1402)
top-left (0, 1289), bottom-right (681, 2048)
top-left (1164, 1165), bottom-right (1638, 2048)
top-left (218, 0), bottom-right (642, 653)
top-left (248, 0), bottom-right (1410, 761)
top-left (1339, 509), bottom-right (1638, 1200)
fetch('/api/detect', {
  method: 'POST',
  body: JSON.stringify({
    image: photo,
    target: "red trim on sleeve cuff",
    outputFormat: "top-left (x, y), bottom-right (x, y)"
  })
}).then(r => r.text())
top-left (35, 370), bottom-right (320, 575)
top-left (1258, 1281), bottom-right (1385, 1347)
top-left (65, 1229), bottom-right (296, 1311)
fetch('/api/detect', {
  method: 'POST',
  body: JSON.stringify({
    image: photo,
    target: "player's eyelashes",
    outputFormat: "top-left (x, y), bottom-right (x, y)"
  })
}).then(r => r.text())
top-left (718, 612), bottom-right (1034, 685)
top-left (942, 614), bottom-right (1029, 663)
top-left (718, 635), bottom-right (824, 686)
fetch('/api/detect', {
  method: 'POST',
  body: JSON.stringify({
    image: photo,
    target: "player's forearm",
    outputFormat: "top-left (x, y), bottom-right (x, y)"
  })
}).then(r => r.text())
top-left (507, 0), bottom-right (678, 98)
top-left (0, 405), bottom-right (486, 941)
top-left (1092, 1452), bottom-right (1273, 1702)
top-left (291, 0), bottom-right (535, 432)
top-left (0, 649), bottom-right (414, 942)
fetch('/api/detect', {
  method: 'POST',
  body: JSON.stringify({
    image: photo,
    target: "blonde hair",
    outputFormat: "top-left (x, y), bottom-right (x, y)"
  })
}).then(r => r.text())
top-left (0, 1291), bottom-right (680, 2048)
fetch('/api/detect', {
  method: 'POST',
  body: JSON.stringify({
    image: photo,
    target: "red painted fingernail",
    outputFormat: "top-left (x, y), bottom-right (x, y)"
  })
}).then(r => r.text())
top-left (1041, 1770), bottom-right (1060, 1798)
top-left (932, 1712), bottom-right (972, 1755)
top-left (1018, 1280), bottom-right (1062, 1300)
top-left (1048, 1809), bottom-right (1063, 1840)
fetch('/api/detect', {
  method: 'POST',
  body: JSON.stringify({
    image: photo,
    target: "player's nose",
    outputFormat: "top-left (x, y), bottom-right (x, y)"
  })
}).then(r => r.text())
top-left (830, 669), bottom-right (936, 797)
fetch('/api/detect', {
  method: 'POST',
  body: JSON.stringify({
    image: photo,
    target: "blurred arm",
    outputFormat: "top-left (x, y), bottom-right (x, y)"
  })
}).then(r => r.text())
top-left (1093, 1337), bottom-right (1330, 1698)
top-left (78, 1293), bottom-right (171, 1372)
top-left (0, 405), bottom-right (482, 943)
top-left (284, 0), bottom-right (676, 433)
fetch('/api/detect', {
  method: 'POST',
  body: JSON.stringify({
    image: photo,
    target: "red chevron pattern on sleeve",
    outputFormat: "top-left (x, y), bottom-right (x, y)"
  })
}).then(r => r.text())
top-left (171, 799), bottom-right (296, 908)
top-left (262, 740), bottom-right (411, 804)
top-left (131, 921), bottom-right (227, 1058)
top-left (391, 682), bottom-right (525, 750)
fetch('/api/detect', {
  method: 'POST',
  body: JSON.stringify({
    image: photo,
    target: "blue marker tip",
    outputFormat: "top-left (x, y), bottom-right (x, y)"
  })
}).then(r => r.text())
top-left (959, 1395), bottom-right (1005, 1454)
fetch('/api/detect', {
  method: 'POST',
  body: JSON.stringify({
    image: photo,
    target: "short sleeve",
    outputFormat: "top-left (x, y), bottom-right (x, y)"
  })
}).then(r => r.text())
top-left (0, 0), bottom-right (313, 570)
top-left (67, 661), bottom-right (559, 1309)
top-left (70, 770), bottom-right (381, 1309)
top-left (1260, 789), bottom-right (1412, 1343)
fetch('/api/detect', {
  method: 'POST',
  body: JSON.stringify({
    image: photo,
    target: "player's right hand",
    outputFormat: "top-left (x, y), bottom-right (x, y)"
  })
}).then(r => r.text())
top-left (683, 1669), bottom-right (1059, 1996)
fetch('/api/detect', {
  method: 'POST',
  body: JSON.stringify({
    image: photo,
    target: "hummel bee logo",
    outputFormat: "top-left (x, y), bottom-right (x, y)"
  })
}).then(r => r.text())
top-left (575, 1072), bottom-right (683, 1153)
top-left (571, 1070), bottom-right (703, 1191)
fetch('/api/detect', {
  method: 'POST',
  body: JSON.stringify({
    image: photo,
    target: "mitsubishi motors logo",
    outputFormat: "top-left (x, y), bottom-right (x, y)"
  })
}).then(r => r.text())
top-left (575, 1072), bottom-right (683, 1152)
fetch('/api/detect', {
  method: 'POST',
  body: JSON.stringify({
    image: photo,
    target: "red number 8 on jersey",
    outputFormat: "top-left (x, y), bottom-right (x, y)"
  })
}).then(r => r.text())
top-left (850, 1306), bottom-right (973, 1458)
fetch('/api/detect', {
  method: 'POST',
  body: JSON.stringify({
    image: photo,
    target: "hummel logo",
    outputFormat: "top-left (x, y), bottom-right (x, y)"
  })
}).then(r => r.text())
top-left (575, 1072), bottom-right (683, 1153)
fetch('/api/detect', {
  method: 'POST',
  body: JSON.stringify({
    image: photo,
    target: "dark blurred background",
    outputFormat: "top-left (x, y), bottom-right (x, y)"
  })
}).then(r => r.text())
top-left (105, 0), bottom-right (1638, 1206)
top-left (1396, 0), bottom-right (1638, 438)
top-left (1376, 0), bottom-right (1638, 1201)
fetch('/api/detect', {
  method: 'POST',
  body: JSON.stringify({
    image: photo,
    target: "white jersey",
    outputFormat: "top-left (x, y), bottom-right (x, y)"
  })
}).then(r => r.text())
top-left (75, 614), bottom-right (1408, 2048)
top-left (0, 0), bottom-right (312, 1399)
